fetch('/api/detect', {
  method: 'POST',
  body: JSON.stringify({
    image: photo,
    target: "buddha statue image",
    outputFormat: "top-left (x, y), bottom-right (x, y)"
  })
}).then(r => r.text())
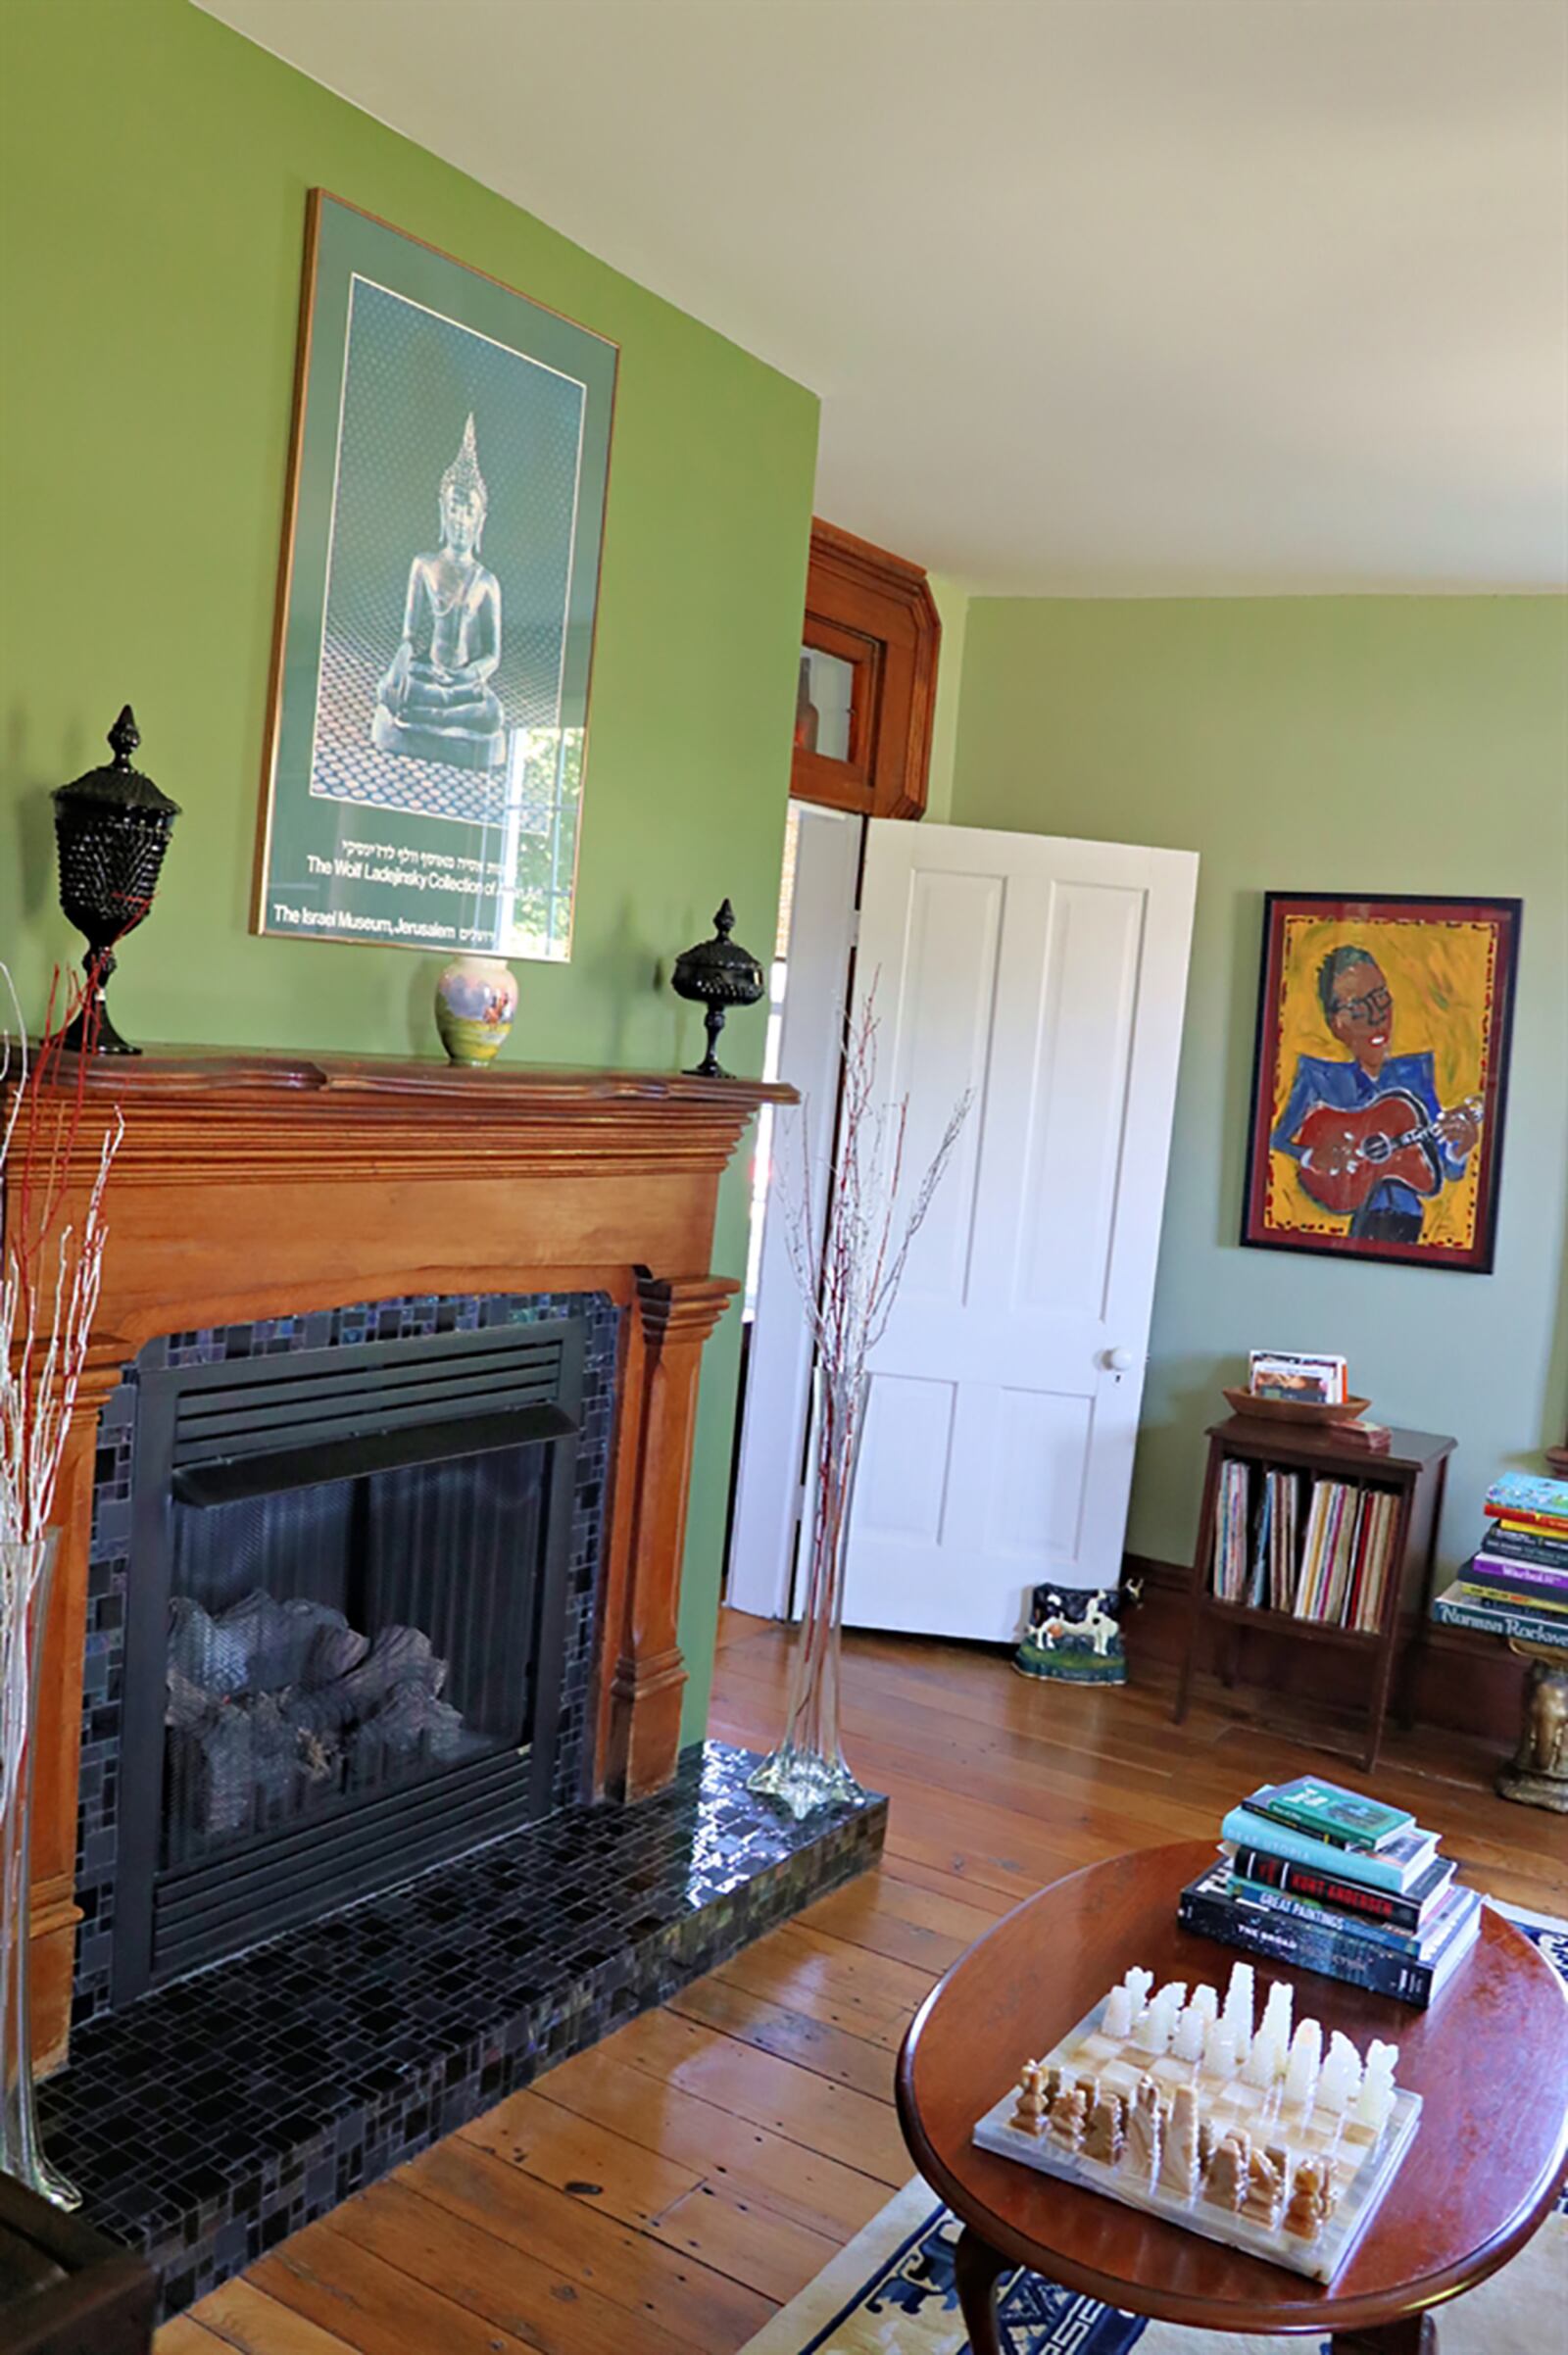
top-left (372, 414), bottom-right (507, 771)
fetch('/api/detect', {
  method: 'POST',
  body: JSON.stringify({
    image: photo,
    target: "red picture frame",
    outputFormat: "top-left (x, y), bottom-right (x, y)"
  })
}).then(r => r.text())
top-left (1241, 892), bottom-right (1521, 1274)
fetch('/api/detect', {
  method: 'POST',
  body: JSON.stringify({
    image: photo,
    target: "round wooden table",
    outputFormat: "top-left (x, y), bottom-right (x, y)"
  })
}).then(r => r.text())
top-left (896, 1841), bottom-right (1568, 2353)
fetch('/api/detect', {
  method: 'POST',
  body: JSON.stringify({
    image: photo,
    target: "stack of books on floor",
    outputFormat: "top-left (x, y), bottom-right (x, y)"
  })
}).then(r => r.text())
top-left (1178, 1774), bottom-right (1481, 2008)
top-left (1432, 1472), bottom-right (1568, 1652)
top-left (1210, 1462), bottom-right (1400, 1631)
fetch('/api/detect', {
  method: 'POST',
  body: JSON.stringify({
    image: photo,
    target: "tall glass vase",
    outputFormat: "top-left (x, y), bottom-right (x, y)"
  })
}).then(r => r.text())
top-left (0, 1534), bottom-right (78, 2209)
top-left (749, 1370), bottom-right (869, 1821)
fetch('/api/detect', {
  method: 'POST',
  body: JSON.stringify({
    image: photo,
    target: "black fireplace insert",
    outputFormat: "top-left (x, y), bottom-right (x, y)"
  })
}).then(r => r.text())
top-left (112, 1318), bottom-right (585, 2004)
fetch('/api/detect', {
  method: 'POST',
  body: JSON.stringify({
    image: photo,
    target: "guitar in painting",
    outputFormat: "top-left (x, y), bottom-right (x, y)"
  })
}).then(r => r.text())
top-left (1294, 1091), bottom-right (1485, 1217)
top-left (1269, 944), bottom-right (1485, 1247)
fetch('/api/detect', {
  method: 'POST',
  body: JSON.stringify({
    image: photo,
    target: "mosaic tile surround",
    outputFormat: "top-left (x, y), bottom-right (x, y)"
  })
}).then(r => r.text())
top-left (75, 1291), bottom-right (619, 2030)
top-left (59, 1290), bottom-right (886, 2321)
top-left (42, 1740), bottom-right (886, 2321)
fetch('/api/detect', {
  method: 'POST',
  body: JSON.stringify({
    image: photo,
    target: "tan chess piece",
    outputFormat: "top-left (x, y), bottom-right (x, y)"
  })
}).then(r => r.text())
top-left (1084, 2088), bottom-right (1127, 2165)
top-left (1157, 2082), bottom-right (1200, 2200)
top-left (1197, 2113), bottom-right (1216, 2174)
top-left (1242, 2145), bottom-right (1285, 2231)
top-left (1048, 2084), bottom-right (1088, 2150)
top-left (1203, 2129), bottom-right (1250, 2212)
top-left (1122, 2074), bottom-right (1163, 2183)
top-left (1284, 2154), bottom-right (1333, 2240)
top-left (1010, 2061), bottom-right (1049, 2137)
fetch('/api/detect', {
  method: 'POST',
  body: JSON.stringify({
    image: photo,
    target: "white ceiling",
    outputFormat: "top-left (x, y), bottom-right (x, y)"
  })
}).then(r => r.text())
top-left (199, 0), bottom-right (1568, 595)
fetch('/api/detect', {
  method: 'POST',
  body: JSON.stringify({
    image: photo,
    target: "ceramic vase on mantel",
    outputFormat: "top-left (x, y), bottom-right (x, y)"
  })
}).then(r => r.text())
top-left (434, 955), bottom-right (517, 1068)
top-left (0, 1534), bottom-right (78, 2208)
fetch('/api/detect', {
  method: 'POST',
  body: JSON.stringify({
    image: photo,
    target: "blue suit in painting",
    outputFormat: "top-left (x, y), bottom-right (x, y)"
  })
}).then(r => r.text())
top-left (1272, 1051), bottom-right (1470, 1243)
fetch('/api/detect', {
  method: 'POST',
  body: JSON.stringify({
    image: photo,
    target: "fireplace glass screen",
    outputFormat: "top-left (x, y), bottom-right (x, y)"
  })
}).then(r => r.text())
top-left (163, 1449), bottom-right (545, 1874)
top-left (114, 1320), bottom-right (584, 2003)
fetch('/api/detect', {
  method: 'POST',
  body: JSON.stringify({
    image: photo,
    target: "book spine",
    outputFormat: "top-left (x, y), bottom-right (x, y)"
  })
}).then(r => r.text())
top-left (1219, 1808), bottom-right (1415, 1890)
top-left (1229, 1843), bottom-right (1427, 1934)
top-left (1466, 1556), bottom-right (1568, 1598)
top-left (1178, 1886), bottom-right (1438, 2004)
top-left (1478, 1527), bottom-right (1568, 1571)
top-left (1484, 1476), bottom-right (1568, 1519)
top-left (1433, 1589), bottom-right (1568, 1648)
top-left (1486, 1506), bottom-right (1568, 1539)
top-left (1249, 1801), bottom-right (1381, 1854)
top-left (1229, 1878), bottom-right (1422, 1955)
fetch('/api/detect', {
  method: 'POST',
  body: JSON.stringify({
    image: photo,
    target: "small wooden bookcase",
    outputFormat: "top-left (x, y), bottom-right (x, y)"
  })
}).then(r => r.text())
top-left (1173, 1415), bottom-right (1455, 1771)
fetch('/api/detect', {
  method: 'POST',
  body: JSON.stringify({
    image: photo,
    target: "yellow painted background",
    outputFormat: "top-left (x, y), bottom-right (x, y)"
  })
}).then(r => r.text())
top-left (1264, 912), bottom-right (1498, 1247)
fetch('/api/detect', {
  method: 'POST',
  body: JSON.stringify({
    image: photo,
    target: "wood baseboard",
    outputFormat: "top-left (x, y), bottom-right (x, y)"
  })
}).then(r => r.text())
top-left (1122, 1554), bottom-right (1527, 1744)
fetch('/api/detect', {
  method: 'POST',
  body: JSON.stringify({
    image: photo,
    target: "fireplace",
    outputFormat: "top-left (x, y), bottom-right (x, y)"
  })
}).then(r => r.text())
top-left (110, 1316), bottom-right (593, 2004)
top-left (7, 1049), bottom-right (791, 2068)
top-left (0, 1052), bottom-right (896, 2325)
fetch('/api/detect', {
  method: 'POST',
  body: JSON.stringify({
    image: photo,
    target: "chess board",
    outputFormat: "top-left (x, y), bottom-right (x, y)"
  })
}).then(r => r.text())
top-left (972, 1994), bottom-right (1422, 2284)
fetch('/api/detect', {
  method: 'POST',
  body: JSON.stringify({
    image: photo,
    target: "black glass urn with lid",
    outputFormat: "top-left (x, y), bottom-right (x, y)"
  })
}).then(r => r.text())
top-left (52, 706), bottom-right (180, 1055)
top-left (670, 899), bottom-right (765, 1078)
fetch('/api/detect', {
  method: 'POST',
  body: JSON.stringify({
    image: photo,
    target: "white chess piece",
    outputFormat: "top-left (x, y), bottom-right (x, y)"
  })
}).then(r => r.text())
top-left (1260, 1981), bottom-right (1293, 2064)
top-left (1243, 2024), bottom-right (1278, 2088)
top-left (1221, 1962), bottom-right (1255, 2044)
top-left (1188, 1983), bottom-right (1219, 2028)
top-left (1318, 2032), bottom-right (1363, 2115)
top-left (1139, 1982), bottom-right (1186, 2051)
top-left (1354, 2040), bottom-right (1398, 2132)
top-left (1122, 1966), bottom-right (1154, 2015)
top-left (1204, 2018), bottom-right (1240, 2077)
top-left (1172, 2005), bottom-right (1206, 2063)
top-left (1285, 2019), bottom-right (1323, 2111)
top-left (1135, 2000), bottom-right (1172, 2055)
top-left (1102, 1985), bottom-right (1133, 2037)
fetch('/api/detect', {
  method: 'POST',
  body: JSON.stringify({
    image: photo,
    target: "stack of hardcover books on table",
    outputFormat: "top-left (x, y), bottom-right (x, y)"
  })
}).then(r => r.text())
top-left (1178, 1774), bottom-right (1481, 2008)
top-left (1432, 1472), bottom-right (1568, 1652)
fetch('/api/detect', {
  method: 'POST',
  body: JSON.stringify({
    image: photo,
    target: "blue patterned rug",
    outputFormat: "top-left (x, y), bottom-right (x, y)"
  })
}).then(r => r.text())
top-left (741, 1904), bottom-right (1568, 2355)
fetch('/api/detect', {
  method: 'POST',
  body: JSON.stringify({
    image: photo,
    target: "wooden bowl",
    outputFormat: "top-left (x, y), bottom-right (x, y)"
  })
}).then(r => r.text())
top-left (1222, 1386), bottom-right (1372, 1427)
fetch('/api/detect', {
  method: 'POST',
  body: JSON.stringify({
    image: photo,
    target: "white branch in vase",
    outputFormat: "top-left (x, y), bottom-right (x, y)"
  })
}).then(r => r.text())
top-left (751, 986), bottom-right (970, 1820)
top-left (0, 959), bottom-right (123, 2211)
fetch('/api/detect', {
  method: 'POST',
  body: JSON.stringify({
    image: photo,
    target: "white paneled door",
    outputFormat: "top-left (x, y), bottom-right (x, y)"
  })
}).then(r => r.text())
top-left (843, 823), bottom-right (1199, 1642)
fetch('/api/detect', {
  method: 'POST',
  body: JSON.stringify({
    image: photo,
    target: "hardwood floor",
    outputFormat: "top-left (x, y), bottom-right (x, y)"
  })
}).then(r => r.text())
top-left (160, 1610), bottom-right (1567, 2354)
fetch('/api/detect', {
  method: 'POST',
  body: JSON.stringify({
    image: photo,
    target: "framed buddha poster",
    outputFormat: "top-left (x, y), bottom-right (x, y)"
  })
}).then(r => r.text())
top-left (1241, 892), bottom-right (1521, 1274)
top-left (254, 192), bottom-right (616, 962)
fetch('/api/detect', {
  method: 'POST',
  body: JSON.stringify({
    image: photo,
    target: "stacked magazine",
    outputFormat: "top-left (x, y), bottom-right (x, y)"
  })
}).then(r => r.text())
top-left (1178, 1774), bottom-right (1481, 2009)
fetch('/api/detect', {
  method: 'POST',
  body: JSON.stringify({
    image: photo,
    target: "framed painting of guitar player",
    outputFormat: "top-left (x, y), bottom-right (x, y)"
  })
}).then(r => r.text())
top-left (1242, 893), bottom-right (1521, 1274)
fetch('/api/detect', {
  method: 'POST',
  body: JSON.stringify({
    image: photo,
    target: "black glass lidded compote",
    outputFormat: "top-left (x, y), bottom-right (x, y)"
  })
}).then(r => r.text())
top-left (52, 707), bottom-right (180, 1055)
top-left (671, 900), bottom-right (765, 1078)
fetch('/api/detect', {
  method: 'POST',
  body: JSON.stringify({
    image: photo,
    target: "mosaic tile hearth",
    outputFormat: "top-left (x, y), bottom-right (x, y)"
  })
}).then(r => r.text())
top-left (44, 1741), bottom-right (886, 2320)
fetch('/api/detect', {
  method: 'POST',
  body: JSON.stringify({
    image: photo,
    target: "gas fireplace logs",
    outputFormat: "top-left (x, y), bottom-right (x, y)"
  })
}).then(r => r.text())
top-left (166, 1592), bottom-right (467, 1839)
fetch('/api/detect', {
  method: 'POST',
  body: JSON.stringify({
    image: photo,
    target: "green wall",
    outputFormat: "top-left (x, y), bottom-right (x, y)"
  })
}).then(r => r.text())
top-left (0, 0), bottom-right (819, 1740)
top-left (951, 598), bottom-right (1568, 1583)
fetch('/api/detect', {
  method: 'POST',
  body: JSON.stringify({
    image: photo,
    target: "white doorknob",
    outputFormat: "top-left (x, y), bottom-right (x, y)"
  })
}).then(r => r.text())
top-left (1106, 1348), bottom-right (1136, 1372)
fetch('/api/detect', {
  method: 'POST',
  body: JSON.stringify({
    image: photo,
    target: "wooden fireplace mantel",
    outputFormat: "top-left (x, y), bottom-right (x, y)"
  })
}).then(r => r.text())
top-left (6, 1048), bottom-right (793, 2066)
